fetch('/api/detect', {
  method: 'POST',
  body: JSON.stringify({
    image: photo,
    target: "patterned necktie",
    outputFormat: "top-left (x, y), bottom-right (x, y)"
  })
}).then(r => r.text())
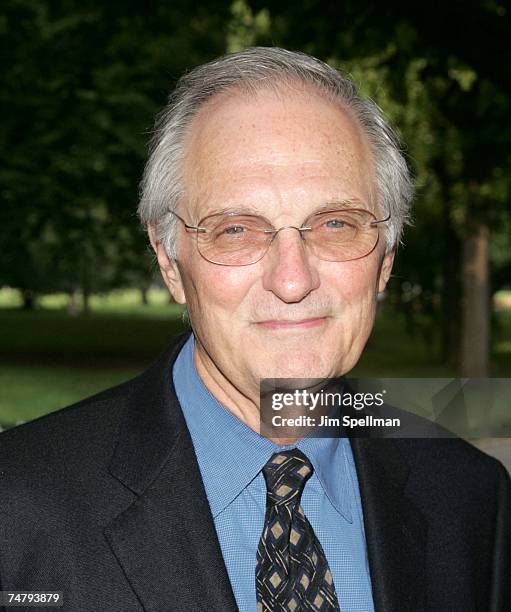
top-left (256, 449), bottom-right (341, 611)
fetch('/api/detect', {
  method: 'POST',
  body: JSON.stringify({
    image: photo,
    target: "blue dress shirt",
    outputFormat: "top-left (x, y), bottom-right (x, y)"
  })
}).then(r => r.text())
top-left (173, 334), bottom-right (375, 612)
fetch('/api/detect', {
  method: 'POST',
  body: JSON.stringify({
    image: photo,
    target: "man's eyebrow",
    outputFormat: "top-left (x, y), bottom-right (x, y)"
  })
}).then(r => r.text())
top-left (307, 199), bottom-right (367, 215)
top-left (200, 204), bottom-right (266, 217)
top-left (322, 198), bottom-right (366, 209)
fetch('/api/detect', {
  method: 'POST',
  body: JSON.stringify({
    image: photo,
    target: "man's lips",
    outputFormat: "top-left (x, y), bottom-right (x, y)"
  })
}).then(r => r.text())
top-left (255, 316), bottom-right (328, 330)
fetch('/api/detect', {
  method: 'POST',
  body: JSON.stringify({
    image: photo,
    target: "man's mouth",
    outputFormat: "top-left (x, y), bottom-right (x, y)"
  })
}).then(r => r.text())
top-left (255, 316), bottom-right (328, 330)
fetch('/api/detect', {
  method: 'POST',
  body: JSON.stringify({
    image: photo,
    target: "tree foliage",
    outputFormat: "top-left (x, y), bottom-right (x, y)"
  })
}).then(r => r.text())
top-left (0, 0), bottom-right (230, 302)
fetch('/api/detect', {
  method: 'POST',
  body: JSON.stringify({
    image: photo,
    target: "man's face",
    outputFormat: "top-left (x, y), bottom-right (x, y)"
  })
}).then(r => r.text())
top-left (153, 86), bottom-right (394, 402)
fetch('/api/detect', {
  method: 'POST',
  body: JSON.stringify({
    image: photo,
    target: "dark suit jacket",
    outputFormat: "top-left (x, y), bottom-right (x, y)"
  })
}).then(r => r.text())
top-left (0, 332), bottom-right (510, 611)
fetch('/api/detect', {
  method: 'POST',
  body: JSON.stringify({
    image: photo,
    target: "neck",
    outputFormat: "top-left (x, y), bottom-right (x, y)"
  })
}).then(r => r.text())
top-left (193, 342), bottom-right (302, 445)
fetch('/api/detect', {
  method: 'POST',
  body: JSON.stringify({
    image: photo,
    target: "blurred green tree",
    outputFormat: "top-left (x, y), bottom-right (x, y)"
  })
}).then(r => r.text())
top-left (0, 0), bottom-right (230, 308)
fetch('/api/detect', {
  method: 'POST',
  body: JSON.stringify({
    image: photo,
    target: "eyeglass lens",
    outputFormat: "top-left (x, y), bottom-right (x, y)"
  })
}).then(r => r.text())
top-left (195, 209), bottom-right (380, 265)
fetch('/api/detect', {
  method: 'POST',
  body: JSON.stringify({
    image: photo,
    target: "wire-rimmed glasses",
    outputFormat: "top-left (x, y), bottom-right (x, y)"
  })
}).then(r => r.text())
top-left (169, 205), bottom-right (390, 266)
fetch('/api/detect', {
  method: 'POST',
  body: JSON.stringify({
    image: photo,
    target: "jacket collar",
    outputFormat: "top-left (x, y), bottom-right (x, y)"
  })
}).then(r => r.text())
top-left (105, 331), bottom-right (238, 612)
top-left (351, 438), bottom-right (428, 612)
top-left (107, 332), bottom-right (190, 496)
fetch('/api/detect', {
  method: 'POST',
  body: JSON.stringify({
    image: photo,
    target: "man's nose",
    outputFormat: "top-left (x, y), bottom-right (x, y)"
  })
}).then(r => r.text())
top-left (262, 228), bottom-right (320, 302)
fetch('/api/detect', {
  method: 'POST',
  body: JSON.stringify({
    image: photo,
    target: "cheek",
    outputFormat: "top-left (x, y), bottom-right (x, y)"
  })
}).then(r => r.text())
top-left (328, 257), bottom-right (380, 305)
top-left (183, 259), bottom-right (257, 319)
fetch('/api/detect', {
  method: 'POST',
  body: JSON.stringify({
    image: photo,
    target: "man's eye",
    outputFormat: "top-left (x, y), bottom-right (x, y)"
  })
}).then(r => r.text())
top-left (223, 225), bottom-right (246, 235)
top-left (325, 219), bottom-right (347, 229)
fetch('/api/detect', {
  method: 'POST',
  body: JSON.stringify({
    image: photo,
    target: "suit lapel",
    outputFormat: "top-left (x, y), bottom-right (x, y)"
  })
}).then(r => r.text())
top-left (351, 438), bottom-right (428, 612)
top-left (104, 333), bottom-right (238, 612)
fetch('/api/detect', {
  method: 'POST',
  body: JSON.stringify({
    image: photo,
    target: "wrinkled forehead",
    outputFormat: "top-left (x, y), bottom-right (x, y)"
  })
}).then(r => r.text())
top-left (180, 83), bottom-right (377, 221)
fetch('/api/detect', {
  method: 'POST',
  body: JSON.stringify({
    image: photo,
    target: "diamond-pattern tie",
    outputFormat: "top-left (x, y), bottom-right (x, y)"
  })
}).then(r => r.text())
top-left (256, 449), bottom-right (341, 611)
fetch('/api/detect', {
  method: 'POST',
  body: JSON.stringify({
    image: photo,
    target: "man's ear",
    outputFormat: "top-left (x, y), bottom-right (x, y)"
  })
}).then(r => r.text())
top-left (378, 248), bottom-right (395, 293)
top-left (147, 225), bottom-right (186, 304)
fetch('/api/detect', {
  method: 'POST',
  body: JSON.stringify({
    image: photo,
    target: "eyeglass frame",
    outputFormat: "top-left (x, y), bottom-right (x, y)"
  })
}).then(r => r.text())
top-left (167, 204), bottom-right (391, 266)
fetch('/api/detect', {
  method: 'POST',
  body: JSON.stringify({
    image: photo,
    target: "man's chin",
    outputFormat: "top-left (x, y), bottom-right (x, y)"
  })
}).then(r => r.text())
top-left (256, 354), bottom-right (335, 381)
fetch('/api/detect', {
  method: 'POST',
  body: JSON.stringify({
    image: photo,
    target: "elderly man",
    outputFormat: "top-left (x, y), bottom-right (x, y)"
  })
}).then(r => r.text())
top-left (0, 48), bottom-right (509, 612)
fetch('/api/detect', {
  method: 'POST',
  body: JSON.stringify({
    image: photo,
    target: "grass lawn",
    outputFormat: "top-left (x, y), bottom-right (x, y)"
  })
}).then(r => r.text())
top-left (0, 288), bottom-right (188, 427)
top-left (1, 288), bottom-right (510, 429)
top-left (0, 365), bottom-right (141, 426)
top-left (0, 309), bottom-right (186, 361)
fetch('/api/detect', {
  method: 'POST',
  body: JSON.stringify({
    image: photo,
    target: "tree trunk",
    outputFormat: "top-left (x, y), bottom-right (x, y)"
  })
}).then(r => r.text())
top-left (441, 199), bottom-right (462, 368)
top-left (434, 155), bottom-right (463, 369)
top-left (21, 289), bottom-right (35, 310)
top-left (460, 211), bottom-right (490, 376)
top-left (67, 288), bottom-right (80, 316)
top-left (82, 286), bottom-right (90, 314)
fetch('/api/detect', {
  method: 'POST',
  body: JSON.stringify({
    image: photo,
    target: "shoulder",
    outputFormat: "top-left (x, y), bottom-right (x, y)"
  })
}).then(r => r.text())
top-left (367, 398), bottom-right (511, 498)
top-left (395, 434), bottom-right (508, 475)
top-left (0, 375), bottom-right (138, 483)
top-left (0, 378), bottom-right (144, 549)
top-left (0, 332), bottom-right (190, 486)
top-left (393, 436), bottom-right (510, 509)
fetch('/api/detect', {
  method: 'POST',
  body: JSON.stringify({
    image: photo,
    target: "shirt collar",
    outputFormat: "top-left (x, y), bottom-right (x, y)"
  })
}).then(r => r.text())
top-left (173, 334), bottom-right (352, 522)
top-left (297, 435), bottom-right (353, 523)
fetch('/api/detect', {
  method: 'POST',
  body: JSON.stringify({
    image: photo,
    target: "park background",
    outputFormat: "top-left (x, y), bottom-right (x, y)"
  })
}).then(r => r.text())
top-left (1, 1), bottom-right (510, 466)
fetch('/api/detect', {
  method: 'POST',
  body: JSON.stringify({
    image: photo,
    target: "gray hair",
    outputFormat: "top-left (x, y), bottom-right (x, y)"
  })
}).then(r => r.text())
top-left (138, 47), bottom-right (413, 258)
